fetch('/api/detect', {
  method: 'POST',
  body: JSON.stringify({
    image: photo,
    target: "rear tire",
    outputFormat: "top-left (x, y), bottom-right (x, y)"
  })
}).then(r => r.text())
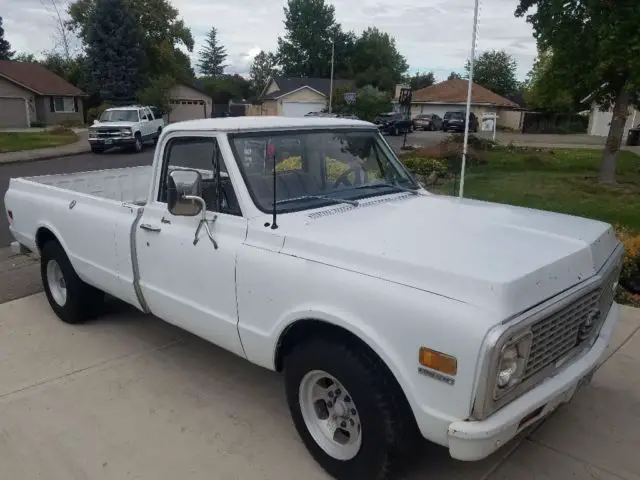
top-left (284, 338), bottom-right (415, 480)
top-left (154, 127), bottom-right (162, 145)
top-left (41, 241), bottom-right (104, 324)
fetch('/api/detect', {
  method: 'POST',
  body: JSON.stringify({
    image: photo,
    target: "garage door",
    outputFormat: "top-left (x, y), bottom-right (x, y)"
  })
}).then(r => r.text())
top-left (0, 98), bottom-right (28, 128)
top-left (282, 101), bottom-right (326, 117)
top-left (169, 100), bottom-right (207, 123)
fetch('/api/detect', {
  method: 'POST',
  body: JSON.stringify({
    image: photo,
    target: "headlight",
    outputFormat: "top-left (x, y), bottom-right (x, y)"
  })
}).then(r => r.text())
top-left (494, 332), bottom-right (532, 394)
top-left (88, 129), bottom-right (97, 138)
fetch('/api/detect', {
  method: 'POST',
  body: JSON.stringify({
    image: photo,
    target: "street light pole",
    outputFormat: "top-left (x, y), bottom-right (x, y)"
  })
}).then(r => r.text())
top-left (459, 0), bottom-right (480, 198)
top-left (328, 36), bottom-right (335, 113)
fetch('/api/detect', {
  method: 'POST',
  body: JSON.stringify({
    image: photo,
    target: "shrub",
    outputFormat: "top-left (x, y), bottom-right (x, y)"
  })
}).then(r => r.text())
top-left (87, 104), bottom-right (111, 124)
top-left (616, 227), bottom-right (640, 296)
top-left (47, 126), bottom-right (75, 136)
top-left (402, 157), bottom-right (447, 177)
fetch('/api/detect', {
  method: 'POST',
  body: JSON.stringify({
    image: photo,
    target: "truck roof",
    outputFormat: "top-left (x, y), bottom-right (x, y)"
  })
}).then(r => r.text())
top-left (163, 116), bottom-right (374, 133)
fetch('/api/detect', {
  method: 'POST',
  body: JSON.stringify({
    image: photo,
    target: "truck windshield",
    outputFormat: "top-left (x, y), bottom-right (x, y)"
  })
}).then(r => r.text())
top-left (99, 110), bottom-right (139, 122)
top-left (229, 129), bottom-right (418, 213)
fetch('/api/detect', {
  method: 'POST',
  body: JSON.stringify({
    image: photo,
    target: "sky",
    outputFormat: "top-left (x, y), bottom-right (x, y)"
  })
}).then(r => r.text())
top-left (0, 0), bottom-right (538, 81)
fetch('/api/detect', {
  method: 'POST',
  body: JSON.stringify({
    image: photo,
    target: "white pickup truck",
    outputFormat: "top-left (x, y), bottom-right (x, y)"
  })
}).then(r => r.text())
top-left (88, 105), bottom-right (165, 154)
top-left (5, 117), bottom-right (623, 480)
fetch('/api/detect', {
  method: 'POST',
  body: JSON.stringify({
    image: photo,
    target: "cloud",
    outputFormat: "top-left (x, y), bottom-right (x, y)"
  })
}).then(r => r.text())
top-left (0, 0), bottom-right (538, 80)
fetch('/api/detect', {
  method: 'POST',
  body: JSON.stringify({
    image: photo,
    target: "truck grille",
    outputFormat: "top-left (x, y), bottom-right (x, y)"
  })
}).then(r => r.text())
top-left (523, 262), bottom-right (621, 380)
top-left (92, 128), bottom-right (124, 138)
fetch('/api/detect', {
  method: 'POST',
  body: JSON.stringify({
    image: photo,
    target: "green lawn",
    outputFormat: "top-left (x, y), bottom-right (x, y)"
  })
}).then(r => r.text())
top-left (432, 149), bottom-right (640, 232)
top-left (0, 130), bottom-right (79, 153)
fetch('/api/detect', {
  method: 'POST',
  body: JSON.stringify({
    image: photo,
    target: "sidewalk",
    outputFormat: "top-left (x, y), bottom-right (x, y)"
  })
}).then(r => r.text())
top-left (0, 130), bottom-right (91, 165)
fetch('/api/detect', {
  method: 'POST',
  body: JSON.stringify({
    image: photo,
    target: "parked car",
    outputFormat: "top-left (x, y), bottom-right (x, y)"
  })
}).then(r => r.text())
top-left (442, 110), bottom-right (478, 132)
top-left (413, 113), bottom-right (443, 131)
top-left (374, 112), bottom-right (413, 135)
top-left (88, 105), bottom-right (166, 154)
top-left (5, 117), bottom-right (623, 480)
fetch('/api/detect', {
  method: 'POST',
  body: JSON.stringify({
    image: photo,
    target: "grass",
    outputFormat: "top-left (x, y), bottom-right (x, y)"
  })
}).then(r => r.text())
top-left (432, 148), bottom-right (640, 232)
top-left (0, 128), bottom-right (79, 153)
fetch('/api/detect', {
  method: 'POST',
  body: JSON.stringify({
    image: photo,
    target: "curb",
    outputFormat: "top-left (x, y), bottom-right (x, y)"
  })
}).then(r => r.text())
top-left (0, 148), bottom-right (91, 166)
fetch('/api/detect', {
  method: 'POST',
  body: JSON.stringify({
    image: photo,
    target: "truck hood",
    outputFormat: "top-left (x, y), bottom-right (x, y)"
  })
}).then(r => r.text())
top-left (91, 121), bottom-right (137, 129)
top-left (277, 193), bottom-right (619, 318)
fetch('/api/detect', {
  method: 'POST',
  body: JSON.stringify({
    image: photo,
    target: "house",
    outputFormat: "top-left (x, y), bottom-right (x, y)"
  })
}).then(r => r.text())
top-left (167, 83), bottom-right (214, 123)
top-left (401, 79), bottom-right (525, 130)
top-left (0, 60), bottom-right (87, 128)
top-left (586, 103), bottom-right (638, 138)
top-left (251, 76), bottom-right (354, 117)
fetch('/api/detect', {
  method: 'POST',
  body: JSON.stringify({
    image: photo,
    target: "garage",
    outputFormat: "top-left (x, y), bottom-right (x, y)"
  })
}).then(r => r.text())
top-left (168, 99), bottom-right (207, 123)
top-left (282, 101), bottom-right (326, 117)
top-left (167, 84), bottom-right (213, 123)
top-left (0, 97), bottom-right (28, 128)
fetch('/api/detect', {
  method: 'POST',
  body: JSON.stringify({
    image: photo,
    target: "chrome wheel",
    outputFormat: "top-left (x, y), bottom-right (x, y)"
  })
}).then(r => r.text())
top-left (46, 259), bottom-right (67, 306)
top-left (299, 370), bottom-right (362, 461)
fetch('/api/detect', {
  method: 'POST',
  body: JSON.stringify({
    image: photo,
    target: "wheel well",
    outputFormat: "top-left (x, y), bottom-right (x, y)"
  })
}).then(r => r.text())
top-left (275, 319), bottom-right (420, 436)
top-left (35, 227), bottom-right (59, 252)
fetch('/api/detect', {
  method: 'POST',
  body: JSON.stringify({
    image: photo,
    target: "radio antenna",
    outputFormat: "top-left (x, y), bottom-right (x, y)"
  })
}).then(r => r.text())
top-left (268, 142), bottom-right (278, 229)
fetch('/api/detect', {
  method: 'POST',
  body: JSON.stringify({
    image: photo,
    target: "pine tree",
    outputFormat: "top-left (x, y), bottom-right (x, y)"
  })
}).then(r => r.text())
top-left (85, 0), bottom-right (144, 104)
top-left (0, 16), bottom-right (14, 60)
top-left (198, 27), bottom-right (227, 77)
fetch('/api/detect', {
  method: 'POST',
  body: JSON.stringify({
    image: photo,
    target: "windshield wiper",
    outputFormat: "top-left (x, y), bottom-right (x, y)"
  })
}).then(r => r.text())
top-left (353, 182), bottom-right (423, 195)
top-left (274, 195), bottom-right (359, 207)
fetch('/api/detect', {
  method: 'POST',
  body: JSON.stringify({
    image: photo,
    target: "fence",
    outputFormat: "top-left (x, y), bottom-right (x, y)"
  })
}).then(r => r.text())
top-left (521, 112), bottom-right (588, 134)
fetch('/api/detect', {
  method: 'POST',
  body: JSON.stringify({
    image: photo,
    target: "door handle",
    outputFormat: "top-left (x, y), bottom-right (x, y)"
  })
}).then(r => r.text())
top-left (140, 223), bottom-right (161, 232)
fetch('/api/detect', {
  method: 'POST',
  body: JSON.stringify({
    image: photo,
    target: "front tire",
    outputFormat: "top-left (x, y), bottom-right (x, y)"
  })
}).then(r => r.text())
top-left (133, 133), bottom-right (143, 153)
top-left (91, 145), bottom-right (104, 154)
top-left (41, 241), bottom-right (104, 324)
top-left (284, 339), bottom-right (414, 480)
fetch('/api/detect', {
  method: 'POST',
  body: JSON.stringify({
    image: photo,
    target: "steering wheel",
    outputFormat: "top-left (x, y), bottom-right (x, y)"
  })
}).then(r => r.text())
top-left (332, 165), bottom-right (369, 188)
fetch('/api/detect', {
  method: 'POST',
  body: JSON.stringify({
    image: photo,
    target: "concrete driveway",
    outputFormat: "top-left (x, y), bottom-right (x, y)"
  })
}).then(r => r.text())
top-left (1, 293), bottom-right (639, 480)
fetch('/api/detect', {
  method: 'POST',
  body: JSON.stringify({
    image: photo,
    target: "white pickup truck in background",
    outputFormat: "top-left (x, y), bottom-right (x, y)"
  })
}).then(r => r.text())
top-left (88, 105), bottom-right (165, 154)
top-left (4, 117), bottom-right (623, 480)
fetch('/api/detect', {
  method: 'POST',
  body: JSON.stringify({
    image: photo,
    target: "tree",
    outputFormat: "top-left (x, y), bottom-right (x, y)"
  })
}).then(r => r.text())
top-left (68, 0), bottom-right (194, 82)
top-left (515, 0), bottom-right (640, 184)
top-left (465, 50), bottom-right (518, 97)
top-left (85, 0), bottom-right (144, 104)
top-left (351, 27), bottom-right (408, 93)
top-left (249, 51), bottom-right (279, 94)
top-left (42, 53), bottom-right (87, 89)
top-left (137, 74), bottom-right (174, 114)
top-left (448, 72), bottom-right (462, 80)
top-left (197, 27), bottom-right (227, 77)
top-left (0, 16), bottom-right (14, 60)
top-left (353, 85), bottom-right (392, 122)
top-left (523, 50), bottom-right (576, 112)
top-left (200, 74), bottom-right (253, 105)
top-left (13, 52), bottom-right (38, 63)
top-left (409, 71), bottom-right (435, 90)
top-left (276, 0), bottom-right (354, 78)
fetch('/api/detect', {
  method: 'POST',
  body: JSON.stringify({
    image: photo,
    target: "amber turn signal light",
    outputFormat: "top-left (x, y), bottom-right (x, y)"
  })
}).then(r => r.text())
top-left (419, 347), bottom-right (457, 376)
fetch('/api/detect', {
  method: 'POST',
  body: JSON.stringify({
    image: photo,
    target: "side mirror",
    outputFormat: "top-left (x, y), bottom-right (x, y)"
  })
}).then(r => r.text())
top-left (93, 119), bottom-right (99, 125)
top-left (167, 169), bottom-right (203, 216)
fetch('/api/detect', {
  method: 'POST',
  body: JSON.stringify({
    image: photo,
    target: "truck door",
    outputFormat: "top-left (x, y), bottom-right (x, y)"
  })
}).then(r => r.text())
top-left (136, 134), bottom-right (246, 357)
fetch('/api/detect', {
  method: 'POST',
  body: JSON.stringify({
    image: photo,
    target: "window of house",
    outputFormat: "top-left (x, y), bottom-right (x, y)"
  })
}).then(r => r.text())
top-left (54, 97), bottom-right (75, 113)
top-left (158, 137), bottom-right (239, 216)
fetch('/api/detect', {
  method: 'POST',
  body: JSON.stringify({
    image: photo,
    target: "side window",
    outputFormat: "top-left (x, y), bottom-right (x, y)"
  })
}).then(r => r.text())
top-left (158, 137), bottom-right (240, 216)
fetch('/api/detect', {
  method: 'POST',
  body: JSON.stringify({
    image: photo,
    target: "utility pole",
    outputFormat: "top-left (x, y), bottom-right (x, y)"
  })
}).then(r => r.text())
top-left (328, 36), bottom-right (335, 113)
top-left (459, 0), bottom-right (480, 198)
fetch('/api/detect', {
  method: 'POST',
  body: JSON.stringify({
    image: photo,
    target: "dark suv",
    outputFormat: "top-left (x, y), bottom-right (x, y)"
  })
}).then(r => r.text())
top-left (442, 111), bottom-right (478, 132)
top-left (374, 112), bottom-right (413, 135)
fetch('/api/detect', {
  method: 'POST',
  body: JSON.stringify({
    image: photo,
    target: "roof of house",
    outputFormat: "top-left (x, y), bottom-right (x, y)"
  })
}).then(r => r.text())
top-left (164, 116), bottom-right (373, 133)
top-left (412, 79), bottom-right (518, 108)
top-left (0, 60), bottom-right (85, 96)
top-left (261, 76), bottom-right (354, 99)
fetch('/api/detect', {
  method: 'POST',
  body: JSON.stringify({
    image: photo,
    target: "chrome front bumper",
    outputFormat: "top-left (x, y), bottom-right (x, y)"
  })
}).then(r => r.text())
top-left (447, 301), bottom-right (620, 461)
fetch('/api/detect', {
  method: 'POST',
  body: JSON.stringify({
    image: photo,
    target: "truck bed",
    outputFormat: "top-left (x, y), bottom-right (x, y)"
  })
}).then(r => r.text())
top-left (22, 165), bottom-right (152, 205)
top-left (5, 166), bottom-right (152, 311)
